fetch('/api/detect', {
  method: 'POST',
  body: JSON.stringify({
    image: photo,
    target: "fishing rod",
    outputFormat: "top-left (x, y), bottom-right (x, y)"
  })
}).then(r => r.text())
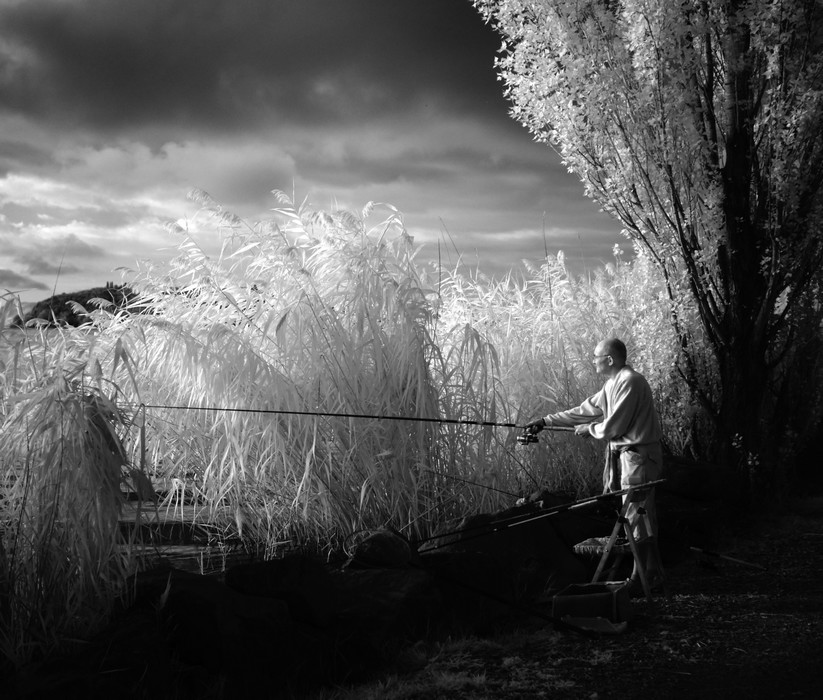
top-left (689, 547), bottom-right (767, 571)
top-left (417, 479), bottom-right (666, 551)
top-left (137, 402), bottom-right (576, 434)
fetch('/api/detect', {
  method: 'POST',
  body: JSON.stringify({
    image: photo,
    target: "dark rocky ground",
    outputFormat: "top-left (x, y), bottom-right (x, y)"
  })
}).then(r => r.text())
top-left (333, 495), bottom-right (823, 700)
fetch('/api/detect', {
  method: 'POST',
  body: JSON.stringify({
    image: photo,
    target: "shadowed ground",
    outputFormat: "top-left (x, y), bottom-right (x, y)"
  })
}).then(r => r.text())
top-left (321, 495), bottom-right (823, 700)
top-left (8, 495), bottom-right (822, 699)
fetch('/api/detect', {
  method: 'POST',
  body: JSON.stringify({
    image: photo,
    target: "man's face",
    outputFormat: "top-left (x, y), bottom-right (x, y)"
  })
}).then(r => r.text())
top-left (592, 343), bottom-right (612, 375)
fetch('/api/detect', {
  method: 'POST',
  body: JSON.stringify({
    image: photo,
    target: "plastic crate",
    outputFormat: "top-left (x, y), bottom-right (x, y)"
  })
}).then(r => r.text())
top-left (551, 580), bottom-right (633, 623)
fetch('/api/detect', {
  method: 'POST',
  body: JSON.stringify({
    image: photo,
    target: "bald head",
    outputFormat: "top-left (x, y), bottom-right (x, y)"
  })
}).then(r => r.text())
top-left (593, 338), bottom-right (627, 376)
top-left (601, 338), bottom-right (627, 366)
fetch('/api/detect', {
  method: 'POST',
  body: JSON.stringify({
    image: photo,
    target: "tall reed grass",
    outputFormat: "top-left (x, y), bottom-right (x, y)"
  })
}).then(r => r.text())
top-left (0, 308), bottom-right (141, 667)
top-left (0, 192), bottom-right (694, 667)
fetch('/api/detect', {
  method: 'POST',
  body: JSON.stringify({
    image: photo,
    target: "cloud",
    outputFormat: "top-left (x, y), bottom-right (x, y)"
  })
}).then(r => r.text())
top-left (0, 267), bottom-right (49, 292)
top-left (52, 139), bottom-right (297, 211)
top-left (0, 137), bottom-right (53, 175)
top-left (0, 0), bottom-right (624, 303)
top-left (0, 0), bottom-right (502, 131)
top-left (13, 249), bottom-right (79, 276)
top-left (0, 171), bottom-right (175, 296)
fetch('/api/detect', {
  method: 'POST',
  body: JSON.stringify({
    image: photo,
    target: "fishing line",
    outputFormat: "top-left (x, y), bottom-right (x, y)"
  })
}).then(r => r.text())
top-left (136, 402), bottom-right (576, 432)
top-left (134, 403), bottom-right (582, 539)
top-left (423, 469), bottom-right (519, 498)
top-left (505, 437), bottom-right (542, 489)
top-left (137, 402), bottom-right (565, 498)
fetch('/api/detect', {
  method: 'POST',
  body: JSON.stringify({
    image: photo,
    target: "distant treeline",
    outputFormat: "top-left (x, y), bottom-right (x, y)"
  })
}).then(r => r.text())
top-left (12, 282), bottom-right (139, 328)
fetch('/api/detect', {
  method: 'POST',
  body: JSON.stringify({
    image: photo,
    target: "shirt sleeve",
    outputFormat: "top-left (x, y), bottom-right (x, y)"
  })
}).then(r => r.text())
top-left (544, 389), bottom-right (605, 427)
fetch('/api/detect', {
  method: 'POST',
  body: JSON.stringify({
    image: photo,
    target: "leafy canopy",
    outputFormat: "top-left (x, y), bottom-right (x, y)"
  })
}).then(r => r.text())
top-left (474, 0), bottom-right (823, 481)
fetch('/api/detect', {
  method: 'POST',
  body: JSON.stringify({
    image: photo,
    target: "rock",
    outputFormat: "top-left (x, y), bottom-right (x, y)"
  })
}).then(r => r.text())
top-left (418, 549), bottom-right (516, 635)
top-left (329, 566), bottom-right (442, 679)
top-left (158, 568), bottom-right (293, 671)
top-left (224, 553), bottom-right (336, 628)
top-left (344, 529), bottom-right (414, 569)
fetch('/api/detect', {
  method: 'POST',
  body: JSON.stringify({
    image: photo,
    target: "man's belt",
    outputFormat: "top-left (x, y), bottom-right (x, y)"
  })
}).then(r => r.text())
top-left (609, 442), bottom-right (658, 455)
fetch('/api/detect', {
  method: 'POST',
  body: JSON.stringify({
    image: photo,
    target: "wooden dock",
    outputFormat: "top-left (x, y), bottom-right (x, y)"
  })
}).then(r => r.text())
top-left (119, 500), bottom-right (250, 575)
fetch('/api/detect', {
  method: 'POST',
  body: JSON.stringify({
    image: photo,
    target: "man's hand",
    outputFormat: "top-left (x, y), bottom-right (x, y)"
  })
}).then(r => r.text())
top-left (524, 418), bottom-right (546, 434)
top-left (574, 423), bottom-right (592, 437)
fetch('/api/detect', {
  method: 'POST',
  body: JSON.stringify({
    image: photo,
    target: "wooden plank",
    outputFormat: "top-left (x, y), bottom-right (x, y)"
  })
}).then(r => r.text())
top-left (119, 502), bottom-right (232, 523)
top-left (119, 544), bottom-right (253, 575)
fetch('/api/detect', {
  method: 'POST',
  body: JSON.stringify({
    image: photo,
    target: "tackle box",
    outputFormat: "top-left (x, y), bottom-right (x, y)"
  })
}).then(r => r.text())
top-left (551, 580), bottom-right (634, 623)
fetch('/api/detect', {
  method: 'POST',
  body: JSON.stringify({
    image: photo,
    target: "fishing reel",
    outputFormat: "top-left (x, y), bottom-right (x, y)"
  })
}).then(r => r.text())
top-left (516, 426), bottom-right (540, 445)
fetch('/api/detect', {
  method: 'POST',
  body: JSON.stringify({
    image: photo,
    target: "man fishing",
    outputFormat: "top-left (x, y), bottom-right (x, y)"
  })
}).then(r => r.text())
top-left (525, 337), bottom-right (664, 592)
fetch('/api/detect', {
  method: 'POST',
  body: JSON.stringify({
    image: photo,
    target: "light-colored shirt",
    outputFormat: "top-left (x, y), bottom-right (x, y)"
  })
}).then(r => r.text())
top-left (544, 365), bottom-right (662, 448)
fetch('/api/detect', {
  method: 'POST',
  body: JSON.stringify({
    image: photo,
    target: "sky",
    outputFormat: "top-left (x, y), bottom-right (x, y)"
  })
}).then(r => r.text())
top-left (0, 0), bottom-right (623, 304)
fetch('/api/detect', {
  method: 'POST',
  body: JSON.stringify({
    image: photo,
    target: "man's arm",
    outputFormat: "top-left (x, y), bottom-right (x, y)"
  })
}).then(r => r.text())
top-left (544, 390), bottom-right (604, 428)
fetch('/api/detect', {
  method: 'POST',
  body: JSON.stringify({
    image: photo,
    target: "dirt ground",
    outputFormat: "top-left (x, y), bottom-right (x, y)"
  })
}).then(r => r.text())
top-left (335, 495), bottom-right (823, 700)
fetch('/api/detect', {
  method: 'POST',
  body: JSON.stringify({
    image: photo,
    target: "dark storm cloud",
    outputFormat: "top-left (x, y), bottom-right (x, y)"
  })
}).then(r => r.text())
top-left (0, 0), bottom-right (502, 131)
top-left (0, 0), bottom-right (625, 304)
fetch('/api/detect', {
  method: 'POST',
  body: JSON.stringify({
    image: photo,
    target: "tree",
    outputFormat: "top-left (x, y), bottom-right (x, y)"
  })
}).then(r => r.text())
top-left (472, 0), bottom-right (823, 503)
top-left (12, 284), bottom-right (137, 328)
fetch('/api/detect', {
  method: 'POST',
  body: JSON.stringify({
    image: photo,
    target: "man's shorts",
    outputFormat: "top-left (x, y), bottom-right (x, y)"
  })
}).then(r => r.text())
top-left (617, 444), bottom-right (662, 541)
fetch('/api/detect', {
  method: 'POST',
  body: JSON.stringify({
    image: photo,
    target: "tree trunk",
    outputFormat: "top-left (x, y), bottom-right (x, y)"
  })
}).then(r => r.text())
top-left (713, 9), bottom-right (773, 506)
top-left (715, 334), bottom-right (772, 508)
